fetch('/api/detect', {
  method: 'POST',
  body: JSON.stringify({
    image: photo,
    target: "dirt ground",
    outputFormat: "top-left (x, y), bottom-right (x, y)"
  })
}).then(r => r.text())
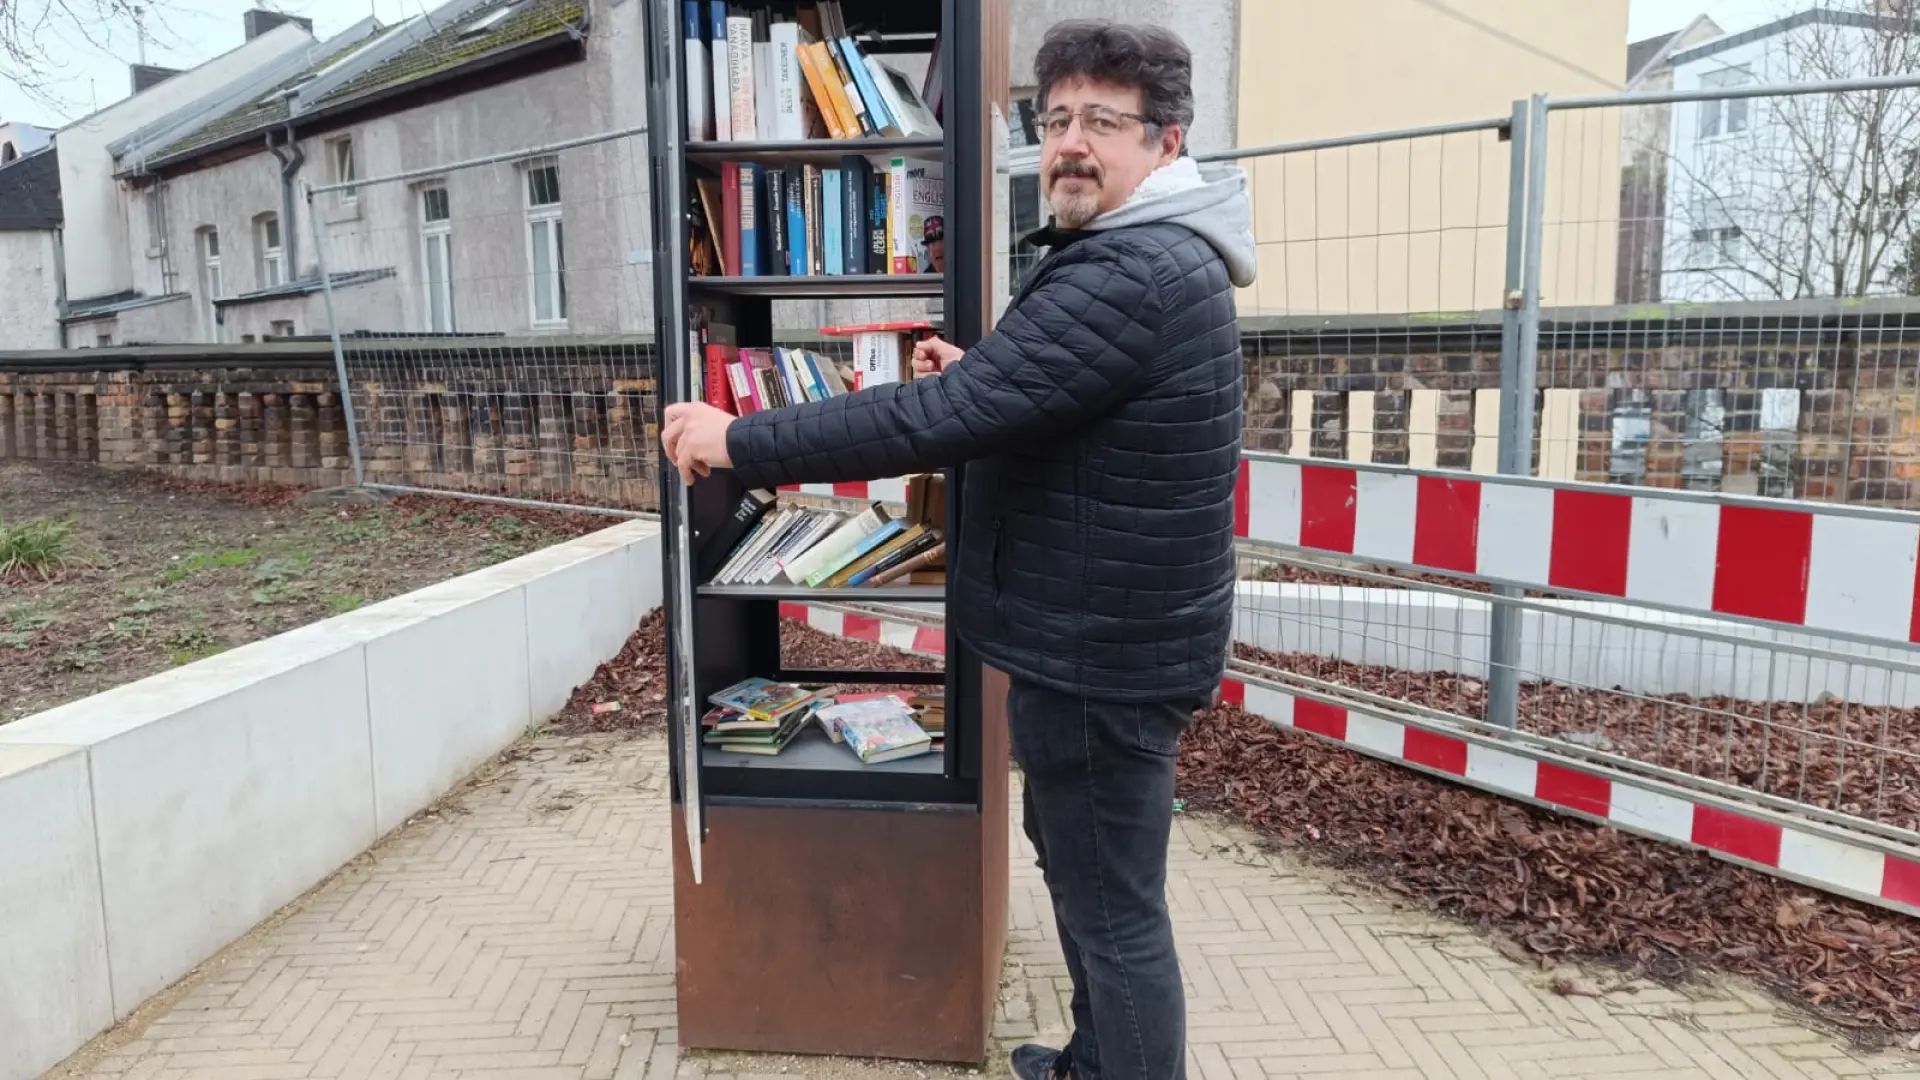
top-left (0, 461), bottom-right (617, 723)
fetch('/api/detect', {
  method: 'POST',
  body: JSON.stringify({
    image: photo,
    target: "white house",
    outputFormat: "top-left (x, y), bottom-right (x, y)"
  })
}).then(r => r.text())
top-left (51, 15), bottom-right (318, 342)
top-left (0, 144), bottom-right (63, 349)
top-left (0, 121), bottom-right (54, 164)
top-left (1660, 7), bottom-right (1920, 302)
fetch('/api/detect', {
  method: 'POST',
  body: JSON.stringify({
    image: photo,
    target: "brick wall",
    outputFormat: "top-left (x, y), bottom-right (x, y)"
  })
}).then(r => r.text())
top-left (7, 314), bottom-right (1920, 510)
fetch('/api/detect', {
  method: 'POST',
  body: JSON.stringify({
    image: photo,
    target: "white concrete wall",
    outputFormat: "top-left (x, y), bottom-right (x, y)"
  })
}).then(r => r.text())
top-left (0, 230), bottom-right (61, 349)
top-left (0, 518), bottom-right (661, 1080)
top-left (57, 22), bottom-right (314, 305)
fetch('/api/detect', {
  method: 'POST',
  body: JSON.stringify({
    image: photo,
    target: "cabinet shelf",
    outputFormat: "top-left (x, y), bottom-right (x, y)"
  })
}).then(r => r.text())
top-left (686, 136), bottom-right (943, 166)
top-left (699, 583), bottom-right (946, 602)
top-left (689, 273), bottom-right (943, 298)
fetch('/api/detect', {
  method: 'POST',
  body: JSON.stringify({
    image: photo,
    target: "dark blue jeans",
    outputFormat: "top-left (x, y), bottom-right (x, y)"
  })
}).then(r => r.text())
top-left (1008, 678), bottom-right (1198, 1080)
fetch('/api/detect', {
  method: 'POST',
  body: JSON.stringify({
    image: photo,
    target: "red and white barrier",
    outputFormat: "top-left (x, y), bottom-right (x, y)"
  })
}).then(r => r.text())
top-left (779, 478), bottom-right (908, 504)
top-left (1236, 456), bottom-right (1920, 643)
top-left (1220, 676), bottom-right (1920, 919)
top-left (780, 601), bottom-right (945, 658)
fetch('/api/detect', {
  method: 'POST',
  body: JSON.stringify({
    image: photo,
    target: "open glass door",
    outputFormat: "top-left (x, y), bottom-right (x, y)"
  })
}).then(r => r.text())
top-left (642, 0), bottom-right (704, 883)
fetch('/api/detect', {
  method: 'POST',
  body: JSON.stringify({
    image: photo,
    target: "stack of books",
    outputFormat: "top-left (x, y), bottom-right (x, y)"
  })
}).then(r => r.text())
top-left (689, 319), bottom-right (936, 416)
top-left (698, 473), bottom-right (947, 589)
top-left (701, 677), bottom-right (824, 754)
top-left (682, 1), bottom-right (942, 145)
top-left (909, 690), bottom-right (944, 752)
top-left (691, 154), bottom-right (944, 280)
top-left (814, 692), bottom-right (935, 764)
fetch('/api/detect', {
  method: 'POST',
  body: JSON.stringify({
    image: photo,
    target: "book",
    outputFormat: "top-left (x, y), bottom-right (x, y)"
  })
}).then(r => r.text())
top-left (695, 486), bottom-right (775, 581)
top-left (709, 676), bottom-right (817, 722)
top-left (836, 704), bottom-right (932, 764)
top-left (888, 156), bottom-right (944, 274)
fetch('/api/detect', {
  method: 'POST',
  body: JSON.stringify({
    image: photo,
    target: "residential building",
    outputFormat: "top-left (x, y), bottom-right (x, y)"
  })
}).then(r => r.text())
top-left (1233, 0), bottom-right (1631, 315)
top-left (99, 0), bottom-right (654, 345)
top-left (0, 121), bottom-right (55, 164)
top-left (1615, 15), bottom-right (1724, 303)
top-left (1661, 7), bottom-right (1920, 302)
top-left (53, 14), bottom-right (317, 344)
top-left (0, 144), bottom-right (63, 349)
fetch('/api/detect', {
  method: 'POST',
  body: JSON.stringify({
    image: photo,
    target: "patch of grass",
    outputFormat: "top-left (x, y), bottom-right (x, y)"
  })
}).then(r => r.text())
top-left (166, 626), bottom-right (225, 667)
top-left (324, 593), bottom-right (368, 615)
top-left (325, 514), bottom-right (390, 545)
top-left (0, 515), bottom-right (80, 582)
top-left (110, 616), bottom-right (153, 641)
top-left (160, 547), bottom-right (256, 584)
top-left (489, 515), bottom-right (534, 542)
top-left (51, 646), bottom-right (104, 673)
top-left (1, 605), bottom-right (54, 648)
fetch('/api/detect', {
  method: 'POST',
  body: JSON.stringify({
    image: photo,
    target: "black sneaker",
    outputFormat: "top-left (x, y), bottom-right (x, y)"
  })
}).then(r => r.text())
top-left (1010, 1044), bottom-right (1074, 1080)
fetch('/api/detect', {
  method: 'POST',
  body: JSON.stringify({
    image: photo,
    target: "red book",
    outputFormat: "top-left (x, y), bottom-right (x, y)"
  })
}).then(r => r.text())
top-left (704, 341), bottom-right (738, 413)
top-left (721, 162), bottom-right (742, 278)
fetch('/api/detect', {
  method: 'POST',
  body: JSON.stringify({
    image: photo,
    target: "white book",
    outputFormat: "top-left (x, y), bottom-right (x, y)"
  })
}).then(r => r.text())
top-left (754, 41), bottom-right (774, 140)
top-left (770, 22), bottom-right (805, 140)
top-left (686, 32), bottom-right (712, 141)
top-left (709, 7), bottom-right (730, 144)
top-left (780, 504), bottom-right (889, 585)
top-left (727, 16), bottom-right (757, 141)
top-left (866, 56), bottom-right (940, 137)
top-left (852, 332), bottom-right (904, 389)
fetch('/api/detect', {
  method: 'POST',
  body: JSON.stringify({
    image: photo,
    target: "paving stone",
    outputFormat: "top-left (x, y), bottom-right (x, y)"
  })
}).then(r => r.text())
top-left (42, 733), bottom-right (1919, 1080)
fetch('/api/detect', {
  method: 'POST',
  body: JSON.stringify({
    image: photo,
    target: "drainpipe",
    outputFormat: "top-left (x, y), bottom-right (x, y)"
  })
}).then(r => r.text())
top-left (267, 124), bottom-right (305, 273)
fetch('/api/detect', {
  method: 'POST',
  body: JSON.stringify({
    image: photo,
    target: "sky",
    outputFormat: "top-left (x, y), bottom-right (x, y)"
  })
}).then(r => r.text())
top-left (0, 0), bottom-right (1811, 129)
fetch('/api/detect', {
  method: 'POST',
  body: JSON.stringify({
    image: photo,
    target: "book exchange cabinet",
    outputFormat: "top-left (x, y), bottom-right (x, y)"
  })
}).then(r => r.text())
top-left (640, 0), bottom-right (1012, 1063)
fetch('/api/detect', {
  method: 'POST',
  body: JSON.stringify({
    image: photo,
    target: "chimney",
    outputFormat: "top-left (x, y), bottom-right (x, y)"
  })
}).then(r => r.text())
top-left (129, 64), bottom-right (183, 93)
top-left (244, 9), bottom-right (315, 40)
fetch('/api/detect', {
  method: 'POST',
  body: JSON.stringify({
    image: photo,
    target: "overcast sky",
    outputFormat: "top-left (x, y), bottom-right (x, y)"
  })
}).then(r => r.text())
top-left (4, 0), bottom-right (1805, 129)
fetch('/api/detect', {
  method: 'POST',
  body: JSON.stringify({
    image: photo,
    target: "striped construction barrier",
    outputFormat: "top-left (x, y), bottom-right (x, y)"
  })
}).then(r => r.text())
top-left (779, 599), bottom-right (1920, 919)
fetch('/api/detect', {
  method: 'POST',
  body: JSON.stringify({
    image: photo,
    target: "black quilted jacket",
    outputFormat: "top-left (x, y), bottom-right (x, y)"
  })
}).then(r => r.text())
top-left (725, 159), bottom-right (1257, 703)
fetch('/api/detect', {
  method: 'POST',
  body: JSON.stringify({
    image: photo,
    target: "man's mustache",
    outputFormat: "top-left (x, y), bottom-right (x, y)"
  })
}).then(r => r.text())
top-left (1050, 162), bottom-right (1101, 184)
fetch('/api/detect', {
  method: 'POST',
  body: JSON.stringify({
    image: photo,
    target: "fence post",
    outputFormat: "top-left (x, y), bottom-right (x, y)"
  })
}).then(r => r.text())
top-left (1486, 94), bottom-right (1547, 730)
top-left (306, 185), bottom-right (367, 488)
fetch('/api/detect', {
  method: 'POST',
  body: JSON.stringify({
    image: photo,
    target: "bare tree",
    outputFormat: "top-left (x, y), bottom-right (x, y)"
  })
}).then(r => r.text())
top-left (1658, 1), bottom-right (1920, 301)
top-left (1, 0), bottom-right (174, 115)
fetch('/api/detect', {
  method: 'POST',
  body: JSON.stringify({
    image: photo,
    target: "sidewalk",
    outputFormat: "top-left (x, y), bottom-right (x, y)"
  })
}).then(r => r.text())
top-left (52, 731), bottom-right (1918, 1080)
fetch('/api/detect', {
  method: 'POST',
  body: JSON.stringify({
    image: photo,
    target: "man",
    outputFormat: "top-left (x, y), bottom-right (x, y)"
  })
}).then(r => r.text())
top-left (662, 19), bottom-right (1254, 1080)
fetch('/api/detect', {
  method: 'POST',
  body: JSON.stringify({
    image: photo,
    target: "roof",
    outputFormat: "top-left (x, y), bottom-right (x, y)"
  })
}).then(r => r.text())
top-left (1627, 31), bottom-right (1681, 82)
top-left (1670, 7), bottom-right (1915, 66)
top-left (148, 0), bottom-right (585, 168)
top-left (61, 292), bottom-right (190, 323)
top-left (213, 267), bottom-right (396, 306)
top-left (0, 146), bottom-right (61, 230)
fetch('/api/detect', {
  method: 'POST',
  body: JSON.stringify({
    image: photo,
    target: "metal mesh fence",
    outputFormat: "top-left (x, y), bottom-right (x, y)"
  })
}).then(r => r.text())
top-left (1233, 546), bottom-right (1920, 844)
top-left (1533, 75), bottom-right (1920, 508)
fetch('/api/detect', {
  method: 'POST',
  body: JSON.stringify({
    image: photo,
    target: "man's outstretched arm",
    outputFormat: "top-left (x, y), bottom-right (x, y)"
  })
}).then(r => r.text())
top-left (710, 250), bottom-right (1166, 491)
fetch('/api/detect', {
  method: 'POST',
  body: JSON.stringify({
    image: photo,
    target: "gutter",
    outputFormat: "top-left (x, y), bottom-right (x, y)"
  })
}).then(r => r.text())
top-left (267, 124), bottom-right (305, 273)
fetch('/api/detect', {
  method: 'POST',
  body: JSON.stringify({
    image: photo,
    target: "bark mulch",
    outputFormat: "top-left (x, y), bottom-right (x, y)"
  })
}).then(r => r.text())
top-left (1234, 642), bottom-right (1920, 837)
top-left (554, 615), bottom-right (1920, 1046)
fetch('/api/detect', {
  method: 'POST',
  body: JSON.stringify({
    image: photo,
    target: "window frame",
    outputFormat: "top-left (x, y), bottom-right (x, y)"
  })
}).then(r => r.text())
top-left (522, 159), bottom-right (567, 328)
top-left (419, 184), bottom-right (456, 333)
top-left (200, 227), bottom-right (223, 343)
top-left (330, 136), bottom-right (358, 204)
top-left (257, 212), bottom-right (285, 288)
top-left (1696, 65), bottom-right (1755, 141)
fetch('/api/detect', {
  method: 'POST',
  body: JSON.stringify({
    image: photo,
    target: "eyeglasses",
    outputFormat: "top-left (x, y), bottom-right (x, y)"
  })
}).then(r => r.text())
top-left (1039, 105), bottom-right (1156, 140)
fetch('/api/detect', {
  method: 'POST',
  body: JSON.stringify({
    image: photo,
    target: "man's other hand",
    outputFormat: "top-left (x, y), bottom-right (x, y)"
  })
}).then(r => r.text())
top-left (912, 336), bottom-right (965, 377)
top-left (661, 402), bottom-right (736, 486)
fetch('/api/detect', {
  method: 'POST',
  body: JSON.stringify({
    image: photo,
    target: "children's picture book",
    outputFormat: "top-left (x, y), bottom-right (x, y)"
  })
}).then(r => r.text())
top-left (708, 676), bottom-right (816, 722)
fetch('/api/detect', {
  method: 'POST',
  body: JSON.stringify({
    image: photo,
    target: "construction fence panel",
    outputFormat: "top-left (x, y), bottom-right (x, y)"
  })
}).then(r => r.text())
top-left (1532, 74), bottom-right (1920, 509)
top-left (306, 128), bottom-right (667, 514)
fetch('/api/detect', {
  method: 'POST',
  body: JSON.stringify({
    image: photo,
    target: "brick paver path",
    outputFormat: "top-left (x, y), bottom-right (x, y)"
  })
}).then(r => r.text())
top-left (52, 732), bottom-right (1919, 1080)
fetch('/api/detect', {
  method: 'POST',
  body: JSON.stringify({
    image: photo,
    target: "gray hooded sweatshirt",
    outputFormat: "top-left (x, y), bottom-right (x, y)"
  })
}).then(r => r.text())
top-left (1077, 155), bottom-right (1259, 288)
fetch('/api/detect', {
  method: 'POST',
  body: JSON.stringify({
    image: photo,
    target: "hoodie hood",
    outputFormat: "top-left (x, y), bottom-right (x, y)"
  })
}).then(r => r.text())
top-left (1079, 155), bottom-right (1258, 288)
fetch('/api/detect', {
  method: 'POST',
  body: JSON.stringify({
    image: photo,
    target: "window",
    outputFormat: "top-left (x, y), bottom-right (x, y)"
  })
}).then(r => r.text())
top-left (271, 320), bottom-right (296, 337)
top-left (200, 227), bottom-right (223, 342)
top-left (257, 213), bottom-right (285, 287)
top-left (420, 185), bottom-right (455, 333)
top-left (330, 137), bottom-right (358, 203)
top-left (524, 161), bottom-right (566, 326)
top-left (1697, 66), bottom-right (1754, 140)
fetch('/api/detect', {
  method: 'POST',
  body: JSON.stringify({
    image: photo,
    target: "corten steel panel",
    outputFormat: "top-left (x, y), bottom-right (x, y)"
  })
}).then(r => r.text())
top-left (976, 663), bottom-right (1012, 1033)
top-left (672, 799), bottom-right (995, 1063)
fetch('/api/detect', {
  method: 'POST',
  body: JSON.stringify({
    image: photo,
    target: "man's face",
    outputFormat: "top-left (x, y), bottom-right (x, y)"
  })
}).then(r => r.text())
top-left (1039, 75), bottom-right (1181, 230)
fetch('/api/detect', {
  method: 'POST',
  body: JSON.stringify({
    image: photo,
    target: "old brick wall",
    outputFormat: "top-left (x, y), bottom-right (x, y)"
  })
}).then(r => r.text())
top-left (7, 319), bottom-right (1920, 510)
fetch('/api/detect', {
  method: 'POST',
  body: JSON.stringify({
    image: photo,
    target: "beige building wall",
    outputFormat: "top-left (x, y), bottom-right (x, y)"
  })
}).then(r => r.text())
top-left (1234, 0), bottom-right (1629, 316)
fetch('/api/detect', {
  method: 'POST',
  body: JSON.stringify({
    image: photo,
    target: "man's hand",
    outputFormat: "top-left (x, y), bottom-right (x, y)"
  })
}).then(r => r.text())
top-left (660, 401), bottom-right (736, 486)
top-left (912, 336), bottom-right (965, 377)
